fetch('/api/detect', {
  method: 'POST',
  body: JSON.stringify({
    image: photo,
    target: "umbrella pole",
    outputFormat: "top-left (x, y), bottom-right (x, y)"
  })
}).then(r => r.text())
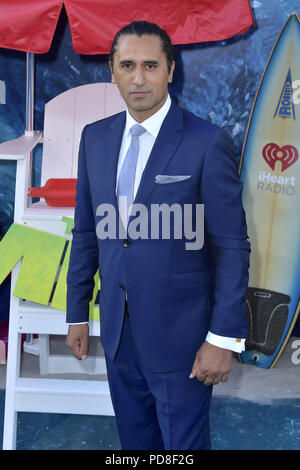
top-left (25, 52), bottom-right (34, 134)
top-left (25, 52), bottom-right (34, 347)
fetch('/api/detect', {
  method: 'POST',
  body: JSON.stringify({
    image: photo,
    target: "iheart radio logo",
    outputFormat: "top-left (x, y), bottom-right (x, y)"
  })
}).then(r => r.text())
top-left (262, 143), bottom-right (298, 172)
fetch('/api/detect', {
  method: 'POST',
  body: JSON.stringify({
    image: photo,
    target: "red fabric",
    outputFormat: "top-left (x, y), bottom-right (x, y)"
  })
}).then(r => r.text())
top-left (0, 0), bottom-right (254, 54)
top-left (0, 0), bottom-right (63, 54)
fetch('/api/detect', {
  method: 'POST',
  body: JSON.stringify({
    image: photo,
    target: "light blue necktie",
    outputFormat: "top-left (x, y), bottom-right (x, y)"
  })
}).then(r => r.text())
top-left (117, 124), bottom-right (146, 226)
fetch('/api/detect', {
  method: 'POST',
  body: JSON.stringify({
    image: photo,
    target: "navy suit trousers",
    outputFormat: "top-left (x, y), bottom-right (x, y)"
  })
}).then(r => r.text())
top-left (105, 305), bottom-right (213, 450)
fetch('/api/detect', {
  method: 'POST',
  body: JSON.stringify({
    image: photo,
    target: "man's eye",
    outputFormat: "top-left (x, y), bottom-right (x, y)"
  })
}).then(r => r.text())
top-left (146, 64), bottom-right (156, 69)
top-left (122, 63), bottom-right (133, 69)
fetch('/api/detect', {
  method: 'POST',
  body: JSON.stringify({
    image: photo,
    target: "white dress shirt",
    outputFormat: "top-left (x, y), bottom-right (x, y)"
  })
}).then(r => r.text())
top-left (70, 94), bottom-right (245, 353)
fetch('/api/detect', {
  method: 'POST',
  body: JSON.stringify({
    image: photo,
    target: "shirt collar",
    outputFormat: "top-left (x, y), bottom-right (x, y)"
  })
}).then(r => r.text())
top-left (125, 94), bottom-right (171, 139)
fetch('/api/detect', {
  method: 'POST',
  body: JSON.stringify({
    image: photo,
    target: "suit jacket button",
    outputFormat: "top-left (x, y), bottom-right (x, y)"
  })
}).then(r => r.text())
top-left (123, 239), bottom-right (131, 247)
top-left (119, 283), bottom-right (125, 290)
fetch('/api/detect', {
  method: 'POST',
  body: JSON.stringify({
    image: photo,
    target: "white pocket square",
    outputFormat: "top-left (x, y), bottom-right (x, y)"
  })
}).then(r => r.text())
top-left (155, 175), bottom-right (191, 184)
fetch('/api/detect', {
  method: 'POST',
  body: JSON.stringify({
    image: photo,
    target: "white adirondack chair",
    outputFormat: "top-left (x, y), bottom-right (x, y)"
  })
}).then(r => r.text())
top-left (0, 82), bottom-right (126, 450)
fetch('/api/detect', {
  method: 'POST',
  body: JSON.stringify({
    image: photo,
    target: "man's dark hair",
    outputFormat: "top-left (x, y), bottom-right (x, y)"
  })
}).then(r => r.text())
top-left (109, 21), bottom-right (174, 72)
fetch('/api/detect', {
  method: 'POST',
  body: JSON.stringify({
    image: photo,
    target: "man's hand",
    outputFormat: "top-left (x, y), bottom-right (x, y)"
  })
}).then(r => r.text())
top-left (189, 341), bottom-right (232, 386)
top-left (66, 324), bottom-right (89, 360)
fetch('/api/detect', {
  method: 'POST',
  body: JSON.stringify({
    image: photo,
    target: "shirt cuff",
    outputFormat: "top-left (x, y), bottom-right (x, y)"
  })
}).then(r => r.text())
top-left (67, 322), bottom-right (89, 325)
top-left (206, 331), bottom-right (245, 353)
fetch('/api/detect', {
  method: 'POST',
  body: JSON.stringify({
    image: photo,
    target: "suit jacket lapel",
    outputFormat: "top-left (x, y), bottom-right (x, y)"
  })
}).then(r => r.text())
top-left (99, 103), bottom-right (184, 220)
top-left (133, 101), bottom-right (184, 207)
top-left (100, 111), bottom-right (126, 209)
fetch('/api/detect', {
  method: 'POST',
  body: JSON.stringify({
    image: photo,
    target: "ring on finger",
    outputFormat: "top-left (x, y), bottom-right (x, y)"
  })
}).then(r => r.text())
top-left (213, 378), bottom-right (221, 384)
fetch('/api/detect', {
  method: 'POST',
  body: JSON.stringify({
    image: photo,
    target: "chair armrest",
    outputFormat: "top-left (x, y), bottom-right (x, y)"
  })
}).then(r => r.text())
top-left (0, 131), bottom-right (43, 160)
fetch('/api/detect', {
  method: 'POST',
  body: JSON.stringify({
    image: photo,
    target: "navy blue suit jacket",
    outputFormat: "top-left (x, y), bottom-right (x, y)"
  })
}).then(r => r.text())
top-left (66, 101), bottom-right (250, 372)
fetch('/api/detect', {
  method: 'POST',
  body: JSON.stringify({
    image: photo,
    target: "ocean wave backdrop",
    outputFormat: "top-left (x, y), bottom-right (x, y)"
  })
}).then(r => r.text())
top-left (0, 0), bottom-right (299, 335)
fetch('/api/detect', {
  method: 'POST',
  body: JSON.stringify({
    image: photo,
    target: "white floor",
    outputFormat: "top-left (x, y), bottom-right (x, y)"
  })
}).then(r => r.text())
top-left (0, 334), bottom-right (299, 403)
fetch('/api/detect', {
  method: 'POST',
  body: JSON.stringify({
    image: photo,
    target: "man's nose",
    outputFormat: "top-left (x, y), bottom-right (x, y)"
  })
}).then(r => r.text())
top-left (132, 67), bottom-right (146, 86)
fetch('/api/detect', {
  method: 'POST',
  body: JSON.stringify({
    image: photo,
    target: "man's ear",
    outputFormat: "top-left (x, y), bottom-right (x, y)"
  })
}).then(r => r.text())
top-left (109, 61), bottom-right (116, 84)
top-left (168, 61), bottom-right (175, 84)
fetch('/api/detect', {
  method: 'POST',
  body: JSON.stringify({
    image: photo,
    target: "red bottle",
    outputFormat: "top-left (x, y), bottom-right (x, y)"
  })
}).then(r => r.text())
top-left (28, 178), bottom-right (77, 207)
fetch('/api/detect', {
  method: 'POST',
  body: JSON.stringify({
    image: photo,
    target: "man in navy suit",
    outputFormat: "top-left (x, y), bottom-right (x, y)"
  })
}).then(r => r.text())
top-left (66, 21), bottom-right (250, 450)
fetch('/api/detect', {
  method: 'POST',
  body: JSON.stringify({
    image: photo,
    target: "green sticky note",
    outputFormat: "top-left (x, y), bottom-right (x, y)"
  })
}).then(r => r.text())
top-left (62, 216), bottom-right (74, 235)
top-left (89, 272), bottom-right (100, 321)
top-left (51, 240), bottom-right (72, 311)
top-left (51, 236), bottom-right (100, 321)
top-left (0, 223), bottom-right (66, 305)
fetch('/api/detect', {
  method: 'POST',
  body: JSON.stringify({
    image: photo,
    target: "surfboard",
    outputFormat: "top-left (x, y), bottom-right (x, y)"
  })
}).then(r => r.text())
top-left (239, 13), bottom-right (300, 369)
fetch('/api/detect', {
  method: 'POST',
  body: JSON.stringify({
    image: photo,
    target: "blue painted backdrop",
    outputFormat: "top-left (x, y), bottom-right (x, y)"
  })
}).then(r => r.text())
top-left (0, 0), bottom-right (299, 333)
